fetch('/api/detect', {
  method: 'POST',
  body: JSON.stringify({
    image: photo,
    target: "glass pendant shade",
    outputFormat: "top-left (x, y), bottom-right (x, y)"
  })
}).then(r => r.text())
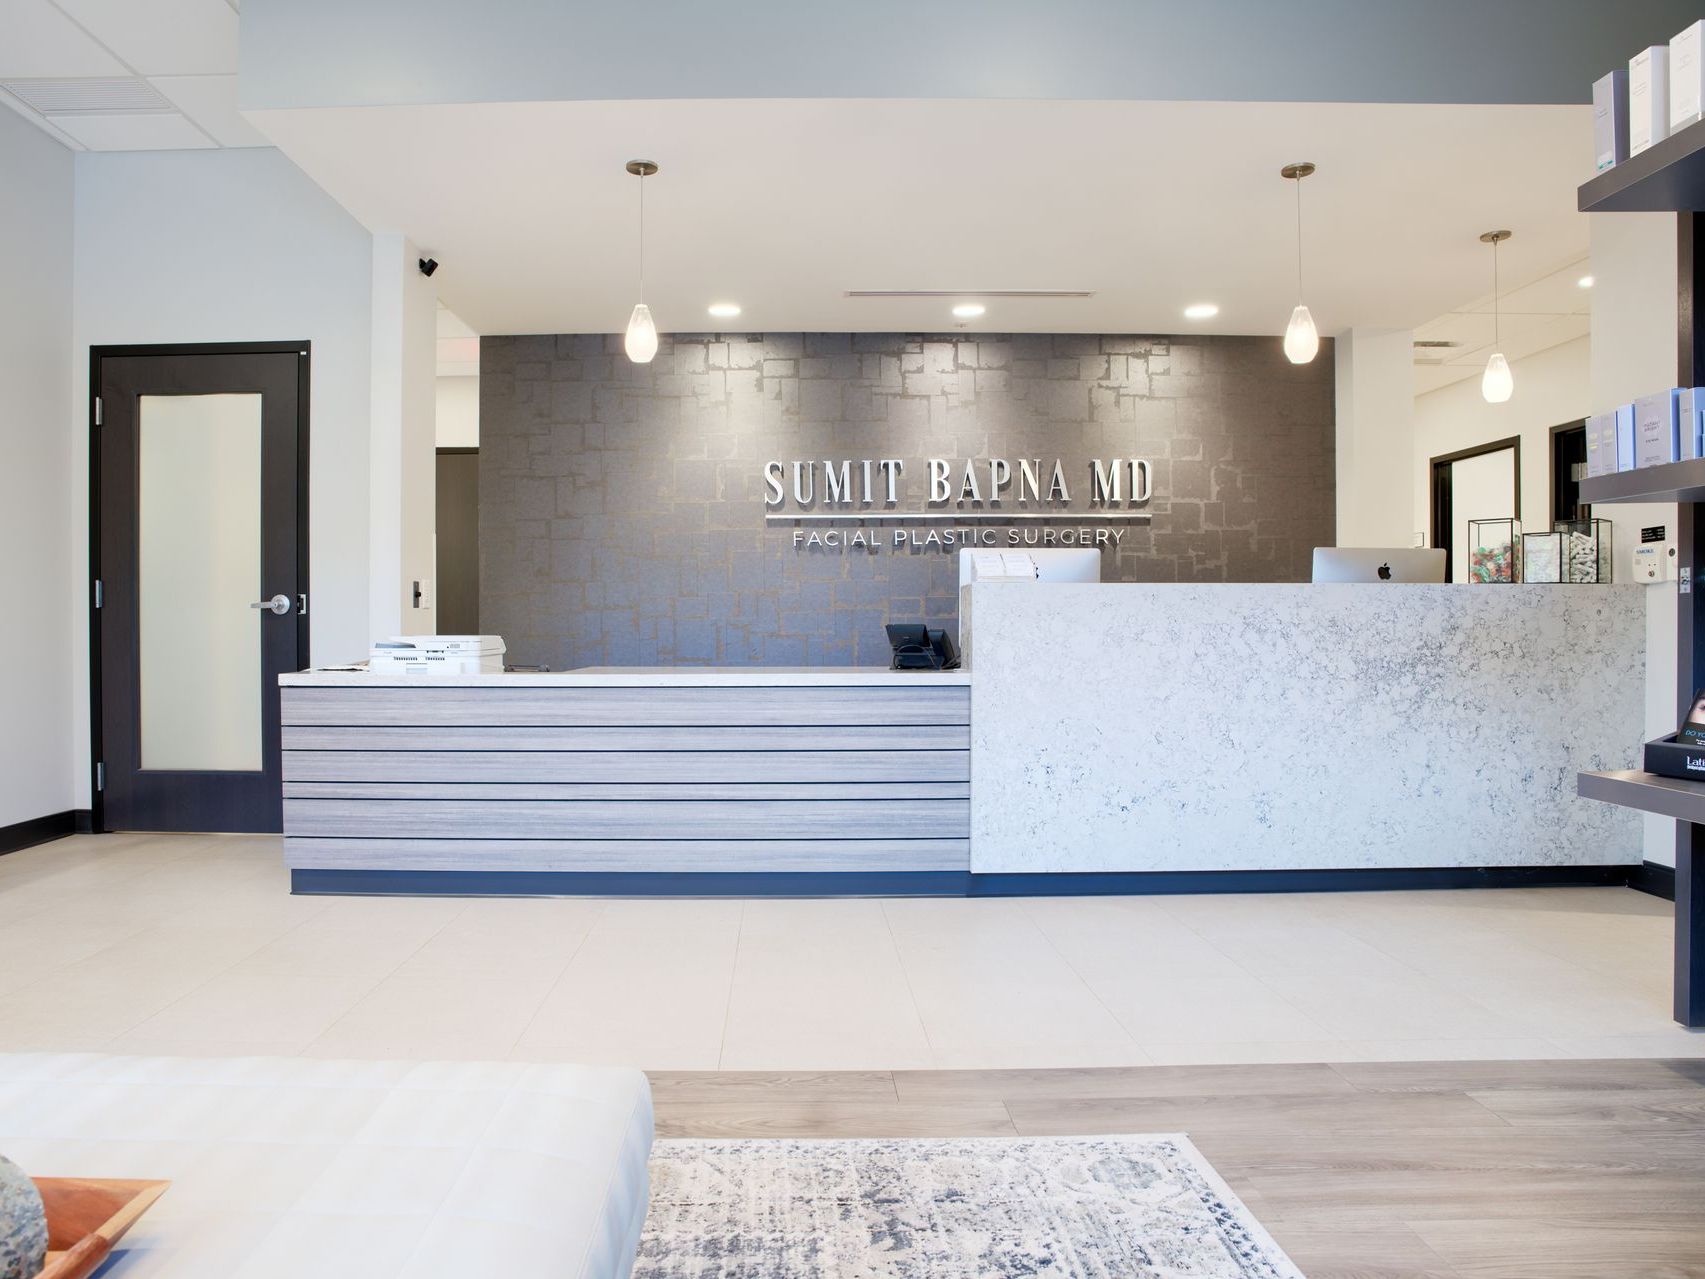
top-left (624, 302), bottom-right (658, 364)
top-left (1283, 304), bottom-right (1319, 364)
top-left (1481, 351), bottom-right (1513, 403)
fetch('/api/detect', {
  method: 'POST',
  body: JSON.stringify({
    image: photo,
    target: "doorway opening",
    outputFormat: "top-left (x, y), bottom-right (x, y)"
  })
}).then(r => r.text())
top-left (1430, 436), bottom-right (1521, 583)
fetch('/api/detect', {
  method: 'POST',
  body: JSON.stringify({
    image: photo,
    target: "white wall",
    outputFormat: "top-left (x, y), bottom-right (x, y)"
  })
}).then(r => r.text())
top-left (368, 233), bottom-right (439, 638)
top-left (72, 147), bottom-right (375, 806)
top-left (1336, 327), bottom-right (1417, 545)
top-left (1590, 211), bottom-right (1680, 867)
top-left (436, 376), bottom-right (478, 447)
top-left (0, 108), bottom-right (75, 827)
top-left (1412, 336), bottom-right (1591, 549)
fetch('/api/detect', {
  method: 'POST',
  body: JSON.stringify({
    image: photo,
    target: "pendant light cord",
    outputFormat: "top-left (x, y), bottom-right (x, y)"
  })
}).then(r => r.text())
top-left (1294, 175), bottom-right (1304, 301)
top-left (637, 173), bottom-right (646, 304)
top-left (1491, 236), bottom-right (1499, 348)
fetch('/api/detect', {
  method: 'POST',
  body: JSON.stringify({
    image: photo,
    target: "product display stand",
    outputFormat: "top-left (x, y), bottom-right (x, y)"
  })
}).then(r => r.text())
top-left (1577, 197), bottom-right (1705, 1028)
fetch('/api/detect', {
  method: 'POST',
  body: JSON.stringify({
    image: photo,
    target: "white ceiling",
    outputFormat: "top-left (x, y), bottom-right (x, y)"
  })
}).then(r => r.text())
top-left (3, 4), bottom-right (1603, 357)
top-left (1412, 255), bottom-right (1594, 394)
top-left (0, 0), bottom-right (266, 150)
top-left (249, 97), bottom-right (1595, 340)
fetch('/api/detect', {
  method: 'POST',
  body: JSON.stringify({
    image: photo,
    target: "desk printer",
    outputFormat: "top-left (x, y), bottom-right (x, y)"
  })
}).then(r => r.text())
top-left (368, 635), bottom-right (506, 675)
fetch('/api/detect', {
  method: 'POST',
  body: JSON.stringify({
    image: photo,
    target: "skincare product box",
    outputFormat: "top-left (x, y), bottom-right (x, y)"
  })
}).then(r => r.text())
top-left (1594, 69), bottom-right (1630, 169)
top-left (1602, 412), bottom-right (1621, 472)
top-left (1585, 412), bottom-right (1606, 477)
top-left (1682, 387), bottom-right (1705, 460)
top-left (1631, 45), bottom-right (1671, 154)
top-left (1615, 402), bottom-right (1636, 471)
top-left (1673, 20), bottom-right (1705, 132)
top-left (1634, 389), bottom-right (1681, 467)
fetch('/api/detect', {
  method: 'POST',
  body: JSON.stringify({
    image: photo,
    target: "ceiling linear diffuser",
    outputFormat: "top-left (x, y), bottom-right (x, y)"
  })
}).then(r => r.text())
top-left (0, 77), bottom-right (177, 115)
top-left (843, 290), bottom-right (1095, 299)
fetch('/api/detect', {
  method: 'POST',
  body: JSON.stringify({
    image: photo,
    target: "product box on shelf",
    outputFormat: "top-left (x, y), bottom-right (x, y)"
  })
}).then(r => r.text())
top-left (1644, 733), bottom-right (1705, 784)
top-left (1615, 402), bottom-right (1637, 470)
top-left (1673, 20), bottom-right (1705, 132)
top-left (1634, 388), bottom-right (1682, 468)
top-left (1595, 69), bottom-right (1630, 169)
top-left (1631, 44), bottom-right (1671, 155)
top-left (1601, 411), bottom-right (1621, 471)
top-left (1682, 388), bottom-right (1705, 460)
top-left (1585, 412), bottom-right (1608, 477)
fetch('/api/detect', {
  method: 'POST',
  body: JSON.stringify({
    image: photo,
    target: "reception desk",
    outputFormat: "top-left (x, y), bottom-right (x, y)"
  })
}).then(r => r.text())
top-left (280, 668), bottom-right (971, 893)
top-left (283, 583), bottom-right (1648, 895)
top-left (964, 582), bottom-right (1647, 879)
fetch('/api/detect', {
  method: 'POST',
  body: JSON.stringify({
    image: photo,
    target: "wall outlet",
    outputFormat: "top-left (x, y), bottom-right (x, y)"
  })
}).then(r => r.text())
top-left (1412, 531), bottom-right (1426, 547)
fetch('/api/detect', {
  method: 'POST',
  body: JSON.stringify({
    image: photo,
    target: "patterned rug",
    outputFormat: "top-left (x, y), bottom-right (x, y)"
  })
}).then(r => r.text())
top-left (636, 1135), bottom-right (1304, 1277)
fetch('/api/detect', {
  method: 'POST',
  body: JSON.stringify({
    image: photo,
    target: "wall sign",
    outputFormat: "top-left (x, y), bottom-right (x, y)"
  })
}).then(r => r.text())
top-left (764, 456), bottom-right (1154, 552)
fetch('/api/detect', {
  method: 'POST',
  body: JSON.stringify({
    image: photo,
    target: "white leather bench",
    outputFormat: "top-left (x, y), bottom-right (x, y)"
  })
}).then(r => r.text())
top-left (0, 1053), bottom-right (653, 1278)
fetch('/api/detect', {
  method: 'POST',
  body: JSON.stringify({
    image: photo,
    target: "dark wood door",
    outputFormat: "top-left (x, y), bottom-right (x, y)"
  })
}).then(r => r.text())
top-left (435, 448), bottom-right (480, 635)
top-left (93, 346), bottom-right (309, 832)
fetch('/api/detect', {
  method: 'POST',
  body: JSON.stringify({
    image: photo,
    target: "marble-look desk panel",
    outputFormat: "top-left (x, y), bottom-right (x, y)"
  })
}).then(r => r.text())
top-left (966, 583), bottom-right (1646, 874)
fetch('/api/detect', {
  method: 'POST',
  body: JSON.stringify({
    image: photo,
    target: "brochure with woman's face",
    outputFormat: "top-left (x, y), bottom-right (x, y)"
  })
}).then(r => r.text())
top-left (1681, 690), bottom-right (1705, 746)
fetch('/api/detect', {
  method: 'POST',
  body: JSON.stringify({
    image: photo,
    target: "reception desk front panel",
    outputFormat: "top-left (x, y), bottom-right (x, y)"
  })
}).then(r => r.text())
top-left (965, 582), bottom-right (1647, 874)
top-left (281, 671), bottom-right (971, 882)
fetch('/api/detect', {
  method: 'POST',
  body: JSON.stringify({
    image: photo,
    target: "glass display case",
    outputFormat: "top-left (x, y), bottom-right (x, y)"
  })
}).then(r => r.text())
top-left (1523, 519), bottom-right (1611, 583)
top-left (1467, 518), bottom-right (1521, 582)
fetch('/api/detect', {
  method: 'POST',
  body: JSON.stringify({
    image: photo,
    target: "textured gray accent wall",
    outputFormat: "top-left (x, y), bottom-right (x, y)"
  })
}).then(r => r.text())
top-left (479, 333), bottom-right (1335, 669)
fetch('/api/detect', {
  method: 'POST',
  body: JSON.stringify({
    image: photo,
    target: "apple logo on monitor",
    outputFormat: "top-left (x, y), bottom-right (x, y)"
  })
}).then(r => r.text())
top-left (1377, 562), bottom-right (1393, 580)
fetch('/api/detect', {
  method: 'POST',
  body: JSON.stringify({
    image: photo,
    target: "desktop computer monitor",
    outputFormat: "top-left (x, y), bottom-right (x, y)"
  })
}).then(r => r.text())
top-left (1311, 547), bottom-right (1447, 584)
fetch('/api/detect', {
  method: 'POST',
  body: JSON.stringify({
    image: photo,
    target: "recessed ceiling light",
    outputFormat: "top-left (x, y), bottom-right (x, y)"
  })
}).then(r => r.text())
top-left (707, 302), bottom-right (741, 318)
top-left (1577, 275), bottom-right (1594, 289)
top-left (952, 303), bottom-right (986, 319)
top-left (1183, 303), bottom-right (1219, 320)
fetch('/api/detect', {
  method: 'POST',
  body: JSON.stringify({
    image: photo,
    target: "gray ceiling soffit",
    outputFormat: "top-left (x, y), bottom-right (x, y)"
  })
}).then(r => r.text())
top-left (239, 0), bottom-right (1703, 111)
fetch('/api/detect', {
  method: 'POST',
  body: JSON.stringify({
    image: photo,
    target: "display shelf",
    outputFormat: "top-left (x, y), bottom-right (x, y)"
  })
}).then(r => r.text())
top-left (1579, 457), bottom-right (1705, 505)
top-left (1578, 768), bottom-right (1705, 824)
top-left (1578, 120), bottom-right (1705, 213)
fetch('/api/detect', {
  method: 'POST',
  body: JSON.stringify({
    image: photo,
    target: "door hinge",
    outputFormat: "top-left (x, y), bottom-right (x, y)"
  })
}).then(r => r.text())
top-left (297, 592), bottom-right (309, 617)
top-left (93, 579), bottom-right (102, 610)
top-left (94, 762), bottom-right (105, 793)
top-left (93, 396), bottom-right (102, 427)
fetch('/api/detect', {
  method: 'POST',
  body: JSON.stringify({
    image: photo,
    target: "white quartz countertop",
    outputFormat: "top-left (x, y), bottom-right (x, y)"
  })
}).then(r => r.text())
top-left (279, 665), bottom-right (970, 688)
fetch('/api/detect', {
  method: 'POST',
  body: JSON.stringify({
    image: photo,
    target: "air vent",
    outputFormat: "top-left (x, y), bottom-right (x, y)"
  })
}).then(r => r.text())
top-left (1, 77), bottom-right (175, 115)
top-left (1413, 340), bottom-right (1461, 349)
top-left (844, 289), bottom-right (1095, 299)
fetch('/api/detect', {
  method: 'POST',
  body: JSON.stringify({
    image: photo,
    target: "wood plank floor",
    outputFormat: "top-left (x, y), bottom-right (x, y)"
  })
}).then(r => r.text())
top-left (647, 1058), bottom-right (1705, 1278)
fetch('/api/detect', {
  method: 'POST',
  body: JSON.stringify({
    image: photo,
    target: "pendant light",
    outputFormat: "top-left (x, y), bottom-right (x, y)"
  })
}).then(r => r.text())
top-left (1280, 161), bottom-right (1319, 364)
top-left (1479, 229), bottom-right (1513, 403)
top-left (624, 159), bottom-right (659, 364)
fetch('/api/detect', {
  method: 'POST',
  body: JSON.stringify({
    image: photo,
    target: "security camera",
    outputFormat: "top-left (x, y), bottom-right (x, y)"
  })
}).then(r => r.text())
top-left (418, 258), bottom-right (439, 277)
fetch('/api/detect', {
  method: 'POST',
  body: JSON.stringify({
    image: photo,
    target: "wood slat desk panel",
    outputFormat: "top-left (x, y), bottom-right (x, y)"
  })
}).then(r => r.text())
top-left (282, 686), bottom-right (970, 728)
top-left (284, 837), bottom-right (971, 873)
top-left (284, 797), bottom-right (971, 840)
top-left (283, 781), bottom-right (970, 801)
top-left (282, 748), bottom-right (970, 783)
top-left (279, 680), bottom-right (971, 882)
top-left (281, 724), bottom-right (971, 752)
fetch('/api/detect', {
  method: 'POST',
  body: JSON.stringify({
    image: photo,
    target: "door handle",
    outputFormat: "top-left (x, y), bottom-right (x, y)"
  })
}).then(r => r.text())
top-left (250, 594), bottom-right (292, 616)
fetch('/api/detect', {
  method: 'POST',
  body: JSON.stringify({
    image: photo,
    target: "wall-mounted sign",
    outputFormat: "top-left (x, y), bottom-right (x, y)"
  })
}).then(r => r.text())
top-left (764, 456), bottom-right (1154, 551)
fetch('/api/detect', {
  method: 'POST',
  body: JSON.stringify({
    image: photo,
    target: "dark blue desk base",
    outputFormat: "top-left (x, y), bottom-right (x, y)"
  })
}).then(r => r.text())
top-left (293, 863), bottom-right (1644, 898)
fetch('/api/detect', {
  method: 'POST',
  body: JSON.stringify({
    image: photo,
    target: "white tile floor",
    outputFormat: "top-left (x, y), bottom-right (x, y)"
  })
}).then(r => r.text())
top-left (0, 832), bottom-right (1701, 1069)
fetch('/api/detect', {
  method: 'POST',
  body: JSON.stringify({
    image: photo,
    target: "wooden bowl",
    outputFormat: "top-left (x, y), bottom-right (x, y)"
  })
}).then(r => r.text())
top-left (30, 1178), bottom-right (167, 1279)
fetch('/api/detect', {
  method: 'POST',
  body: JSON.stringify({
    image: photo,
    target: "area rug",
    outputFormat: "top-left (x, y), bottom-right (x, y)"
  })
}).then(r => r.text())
top-left (635, 1135), bottom-right (1304, 1278)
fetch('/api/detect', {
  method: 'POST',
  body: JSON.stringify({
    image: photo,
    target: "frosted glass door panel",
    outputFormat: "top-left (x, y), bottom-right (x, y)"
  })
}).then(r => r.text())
top-left (1449, 448), bottom-right (1517, 584)
top-left (138, 393), bottom-right (264, 771)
